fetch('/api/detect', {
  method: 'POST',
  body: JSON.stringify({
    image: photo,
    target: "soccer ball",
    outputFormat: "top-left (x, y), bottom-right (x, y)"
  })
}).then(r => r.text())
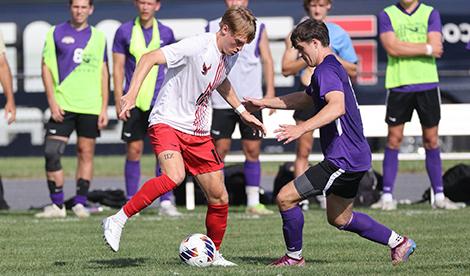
top-left (179, 233), bottom-right (216, 267)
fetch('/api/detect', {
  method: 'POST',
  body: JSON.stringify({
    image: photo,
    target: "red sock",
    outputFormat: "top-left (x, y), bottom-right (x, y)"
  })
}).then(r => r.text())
top-left (123, 174), bottom-right (177, 217)
top-left (206, 203), bottom-right (228, 250)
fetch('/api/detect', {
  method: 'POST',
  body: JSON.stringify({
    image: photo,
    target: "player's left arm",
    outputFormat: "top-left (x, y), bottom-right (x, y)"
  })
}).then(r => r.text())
top-left (427, 9), bottom-right (444, 58)
top-left (0, 52), bottom-right (15, 124)
top-left (275, 91), bottom-right (344, 144)
top-left (98, 61), bottom-right (109, 129)
top-left (217, 78), bottom-right (267, 136)
top-left (334, 32), bottom-right (358, 79)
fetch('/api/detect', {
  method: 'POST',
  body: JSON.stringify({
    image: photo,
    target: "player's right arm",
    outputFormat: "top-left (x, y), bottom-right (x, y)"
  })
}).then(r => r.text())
top-left (119, 49), bottom-right (166, 119)
top-left (281, 33), bottom-right (306, 76)
top-left (41, 58), bottom-right (64, 122)
top-left (0, 50), bottom-right (15, 124)
top-left (113, 52), bottom-right (125, 118)
top-left (380, 32), bottom-right (438, 57)
top-left (244, 91), bottom-right (313, 112)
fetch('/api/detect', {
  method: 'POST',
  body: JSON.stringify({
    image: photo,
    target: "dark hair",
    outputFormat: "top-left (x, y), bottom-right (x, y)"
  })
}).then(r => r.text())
top-left (303, 0), bottom-right (332, 13)
top-left (290, 19), bottom-right (329, 49)
top-left (69, 0), bottom-right (94, 6)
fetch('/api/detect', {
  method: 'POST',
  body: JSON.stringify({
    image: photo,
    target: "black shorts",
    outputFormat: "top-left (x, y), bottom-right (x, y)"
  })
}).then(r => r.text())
top-left (45, 111), bottom-right (100, 138)
top-left (211, 109), bottom-right (263, 140)
top-left (121, 108), bottom-right (151, 142)
top-left (294, 160), bottom-right (366, 199)
top-left (385, 88), bottom-right (441, 128)
top-left (293, 107), bottom-right (316, 122)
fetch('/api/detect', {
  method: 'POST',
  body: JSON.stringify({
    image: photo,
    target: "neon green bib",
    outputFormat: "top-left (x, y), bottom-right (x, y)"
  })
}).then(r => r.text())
top-left (43, 26), bottom-right (105, 115)
top-left (384, 3), bottom-right (439, 89)
top-left (129, 17), bottom-right (161, 111)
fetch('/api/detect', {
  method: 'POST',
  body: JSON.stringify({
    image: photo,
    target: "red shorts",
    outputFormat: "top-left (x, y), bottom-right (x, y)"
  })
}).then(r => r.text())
top-left (148, 123), bottom-right (224, 176)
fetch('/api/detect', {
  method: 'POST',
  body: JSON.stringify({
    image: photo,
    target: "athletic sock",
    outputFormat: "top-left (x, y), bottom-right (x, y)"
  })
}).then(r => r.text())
top-left (47, 180), bottom-right (64, 208)
top-left (382, 147), bottom-right (399, 194)
top-left (206, 203), bottom-right (228, 250)
top-left (244, 160), bottom-right (261, 207)
top-left (74, 178), bottom-right (90, 205)
top-left (340, 212), bottom-right (391, 245)
top-left (281, 206), bottom-right (304, 253)
top-left (388, 230), bottom-right (404, 248)
top-left (123, 174), bottom-right (177, 217)
top-left (113, 208), bottom-right (128, 227)
top-left (286, 250), bottom-right (303, 260)
top-left (425, 148), bottom-right (444, 194)
top-left (125, 160), bottom-right (140, 200)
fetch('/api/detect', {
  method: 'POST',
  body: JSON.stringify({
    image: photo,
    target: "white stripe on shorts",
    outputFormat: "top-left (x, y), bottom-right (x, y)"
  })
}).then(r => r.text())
top-left (322, 168), bottom-right (346, 196)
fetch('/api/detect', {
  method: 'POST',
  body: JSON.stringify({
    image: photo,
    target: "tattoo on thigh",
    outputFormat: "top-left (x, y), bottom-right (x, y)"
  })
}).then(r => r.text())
top-left (163, 153), bottom-right (174, 160)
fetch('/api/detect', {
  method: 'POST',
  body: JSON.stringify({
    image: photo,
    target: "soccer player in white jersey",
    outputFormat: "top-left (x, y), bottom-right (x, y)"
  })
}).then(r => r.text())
top-left (207, 0), bottom-right (275, 215)
top-left (102, 6), bottom-right (266, 266)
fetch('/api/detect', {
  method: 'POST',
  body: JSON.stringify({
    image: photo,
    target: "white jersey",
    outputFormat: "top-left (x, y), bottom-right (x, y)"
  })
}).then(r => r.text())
top-left (207, 19), bottom-right (264, 109)
top-left (149, 33), bottom-right (238, 136)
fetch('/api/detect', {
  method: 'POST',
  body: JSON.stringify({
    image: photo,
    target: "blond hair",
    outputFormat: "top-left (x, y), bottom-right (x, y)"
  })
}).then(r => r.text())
top-left (219, 6), bottom-right (257, 43)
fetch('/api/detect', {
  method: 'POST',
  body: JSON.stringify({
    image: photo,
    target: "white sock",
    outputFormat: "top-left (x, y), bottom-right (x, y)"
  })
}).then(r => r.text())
top-left (114, 208), bottom-right (128, 227)
top-left (160, 200), bottom-right (172, 207)
top-left (246, 186), bottom-right (260, 207)
top-left (382, 193), bottom-right (393, 202)
top-left (434, 192), bottom-right (445, 202)
top-left (287, 250), bottom-right (302, 260)
top-left (388, 231), bottom-right (404, 248)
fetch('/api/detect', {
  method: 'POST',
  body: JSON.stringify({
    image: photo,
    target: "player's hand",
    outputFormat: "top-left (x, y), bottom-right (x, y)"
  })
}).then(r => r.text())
top-left (50, 103), bottom-right (65, 122)
top-left (115, 104), bottom-right (123, 121)
top-left (4, 100), bottom-right (16, 124)
top-left (240, 111), bottom-right (267, 137)
top-left (119, 93), bottom-right (135, 120)
top-left (98, 110), bottom-right (108, 130)
top-left (242, 97), bottom-right (266, 113)
top-left (430, 41), bottom-right (443, 58)
top-left (274, 124), bottom-right (306, 144)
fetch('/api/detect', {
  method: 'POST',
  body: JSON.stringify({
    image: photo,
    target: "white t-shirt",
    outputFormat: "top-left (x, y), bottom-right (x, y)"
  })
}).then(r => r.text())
top-left (207, 19), bottom-right (264, 109)
top-left (149, 33), bottom-right (238, 136)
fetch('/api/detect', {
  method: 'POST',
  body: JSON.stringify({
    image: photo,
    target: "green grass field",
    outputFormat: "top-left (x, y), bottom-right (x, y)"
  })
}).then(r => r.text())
top-left (1, 205), bottom-right (469, 275)
top-left (0, 155), bottom-right (468, 178)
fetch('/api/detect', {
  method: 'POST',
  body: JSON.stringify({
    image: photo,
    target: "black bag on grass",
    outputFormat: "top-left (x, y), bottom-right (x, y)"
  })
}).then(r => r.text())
top-left (442, 163), bottom-right (470, 203)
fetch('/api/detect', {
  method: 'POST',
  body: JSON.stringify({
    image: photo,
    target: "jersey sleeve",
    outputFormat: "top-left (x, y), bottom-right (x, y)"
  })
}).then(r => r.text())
top-left (336, 29), bottom-right (358, 63)
top-left (378, 10), bottom-right (394, 34)
top-left (161, 34), bottom-right (206, 69)
top-left (315, 65), bottom-right (344, 99)
top-left (428, 8), bottom-right (442, 33)
top-left (112, 25), bottom-right (127, 54)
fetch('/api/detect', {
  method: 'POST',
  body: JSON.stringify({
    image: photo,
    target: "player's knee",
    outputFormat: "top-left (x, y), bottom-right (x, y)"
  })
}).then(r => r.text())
top-left (275, 190), bottom-right (294, 210)
top-left (423, 137), bottom-right (439, 149)
top-left (208, 188), bottom-right (228, 204)
top-left (166, 171), bottom-right (186, 185)
top-left (44, 139), bottom-right (66, 172)
top-left (327, 216), bottom-right (349, 229)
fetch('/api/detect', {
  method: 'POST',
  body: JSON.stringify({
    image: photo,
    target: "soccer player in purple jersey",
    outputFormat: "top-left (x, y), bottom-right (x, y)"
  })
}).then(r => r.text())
top-left (371, 0), bottom-right (464, 210)
top-left (0, 30), bottom-right (16, 210)
top-left (244, 19), bottom-right (415, 267)
top-left (113, 0), bottom-right (181, 217)
top-left (36, 0), bottom-right (109, 218)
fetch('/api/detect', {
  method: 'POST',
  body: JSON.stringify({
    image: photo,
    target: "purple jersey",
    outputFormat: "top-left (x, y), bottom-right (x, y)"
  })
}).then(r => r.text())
top-left (378, 3), bottom-right (441, 92)
top-left (112, 19), bottom-right (175, 107)
top-left (467, 41), bottom-right (470, 50)
top-left (53, 22), bottom-right (108, 83)
top-left (307, 55), bottom-right (371, 172)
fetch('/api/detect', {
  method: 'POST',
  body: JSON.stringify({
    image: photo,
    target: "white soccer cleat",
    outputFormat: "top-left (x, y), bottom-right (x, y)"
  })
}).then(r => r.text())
top-left (72, 203), bottom-right (90, 218)
top-left (370, 198), bottom-right (397, 211)
top-left (212, 251), bottom-right (237, 267)
top-left (102, 216), bottom-right (124, 252)
top-left (159, 201), bottom-right (182, 217)
top-left (35, 204), bottom-right (66, 218)
top-left (432, 197), bottom-right (466, 210)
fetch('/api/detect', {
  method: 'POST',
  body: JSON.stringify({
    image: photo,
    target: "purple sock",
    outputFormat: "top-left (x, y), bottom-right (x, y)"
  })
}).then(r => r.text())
top-left (244, 160), bottom-right (261, 187)
top-left (281, 206), bottom-right (304, 251)
top-left (425, 148), bottom-right (444, 194)
top-left (341, 212), bottom-right (391, 245)
top-left (125, 160), bottom-right (140, 200)
top-left (74, 195), bottom-right (87, 205)
top-left (156, 162), bottom-right (173, 202)
top-left (50, 192), bottom-right (64, 207)
top-left (382, 147), bottom-right (399, 194)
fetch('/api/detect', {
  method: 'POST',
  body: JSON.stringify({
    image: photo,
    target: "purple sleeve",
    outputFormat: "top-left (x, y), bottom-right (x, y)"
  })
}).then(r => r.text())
top-left (112, 25), bottom-right (127, 54)
top-left (428, 9), bottom-right (442, 33)
top-left (467, 41), bottom-right (470, 50)
top-left (378, 10), bottom-right (394, 34)
top-left (315, 66), bottom-right (344, 98)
